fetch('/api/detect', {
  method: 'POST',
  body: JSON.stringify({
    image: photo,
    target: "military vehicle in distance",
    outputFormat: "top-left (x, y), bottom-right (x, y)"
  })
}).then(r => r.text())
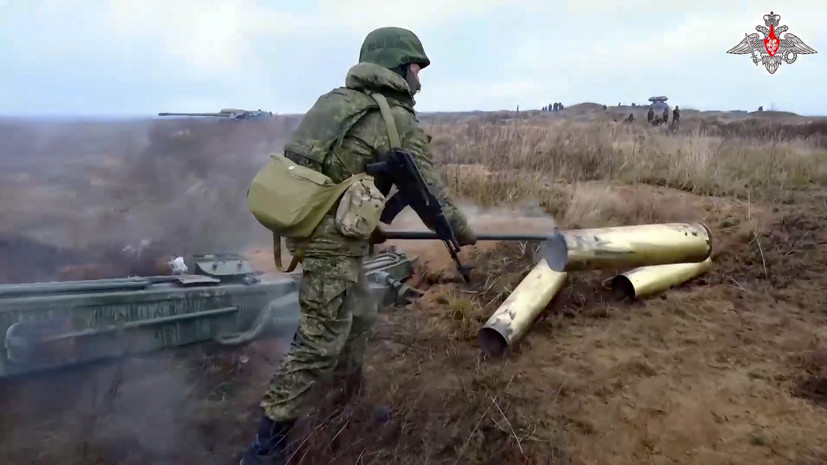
top-left (158, 108), bottom-right (275, 120)
top-left (648, 96), bottom-right (671, 125)
top-left (0, 250), bottom-right (419, 378)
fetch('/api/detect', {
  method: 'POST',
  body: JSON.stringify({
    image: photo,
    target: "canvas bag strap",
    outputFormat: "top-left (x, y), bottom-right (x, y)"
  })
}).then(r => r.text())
top-left (273, 232), bottom-right (305, 272)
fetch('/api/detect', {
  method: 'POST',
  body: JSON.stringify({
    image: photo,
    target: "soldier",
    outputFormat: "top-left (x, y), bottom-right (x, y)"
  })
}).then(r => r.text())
top-left (239, 27), bottom-right (477, 465)
top-left (672, 105), bottom-right (680, 130)
top-left (647, 107), bottom-right (654, 122)
top-left (662, 108), bottom-right (669, 124)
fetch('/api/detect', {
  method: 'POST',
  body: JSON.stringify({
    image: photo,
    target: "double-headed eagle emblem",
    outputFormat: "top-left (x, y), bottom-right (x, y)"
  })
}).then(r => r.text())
top-left (727, 11), bottom-right (816, 74)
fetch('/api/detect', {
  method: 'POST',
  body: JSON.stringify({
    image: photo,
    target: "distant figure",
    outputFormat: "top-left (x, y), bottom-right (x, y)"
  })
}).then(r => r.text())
top-left (618, 102), bottom-right (621, 106)
top-left (631, 103), bottom-right (636, 107)
top-left (559, 103), bottom-right (564, 110)
top-left (517, 105), bottom-right (519, 112)
top-left (603, 104), bottom-right (608, 110)
top-left (625, 113), bottom-right (635, 123)
top-left (671, 106), bottom-right (681, 131)
top-left (552, 102), bottom-right (558, 111)
top-left (662, 108), bottom-right (668, 124)
top-left (758, 106), bottom-right (764, 112)
top-left (647, 108), bottom-right (654, 122)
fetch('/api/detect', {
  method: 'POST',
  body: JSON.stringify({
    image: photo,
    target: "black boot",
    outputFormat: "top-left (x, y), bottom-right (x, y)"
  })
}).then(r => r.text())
top-left (239, 415), bottom-right (295, 465)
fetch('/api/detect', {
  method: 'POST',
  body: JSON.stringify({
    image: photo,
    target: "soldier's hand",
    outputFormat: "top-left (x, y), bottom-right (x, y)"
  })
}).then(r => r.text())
top-left (369, 228), bottom-right (387, 244)
top-left (455, 226), bottom-right (477, 247)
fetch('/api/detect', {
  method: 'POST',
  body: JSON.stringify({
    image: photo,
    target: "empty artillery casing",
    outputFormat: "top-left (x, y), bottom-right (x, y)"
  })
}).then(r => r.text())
top-left (478, 259), bottom-right (567, 356)
top-left (544, 222), bottom-right (712, 272)
top-left (610, 257), bottom-right (712, 299)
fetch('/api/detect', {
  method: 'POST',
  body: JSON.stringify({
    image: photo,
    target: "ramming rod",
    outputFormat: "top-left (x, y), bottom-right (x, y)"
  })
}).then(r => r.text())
top-left (379, 231), bottom-right (552, 241)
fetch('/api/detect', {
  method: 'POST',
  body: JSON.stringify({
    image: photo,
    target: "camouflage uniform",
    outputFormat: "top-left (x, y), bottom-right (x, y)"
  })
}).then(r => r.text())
top-left (241, 26), bottom-right (475, 465)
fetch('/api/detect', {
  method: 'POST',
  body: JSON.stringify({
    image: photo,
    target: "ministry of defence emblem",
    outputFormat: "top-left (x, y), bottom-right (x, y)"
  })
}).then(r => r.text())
top-left (726, 11), bottom-right (817, 74)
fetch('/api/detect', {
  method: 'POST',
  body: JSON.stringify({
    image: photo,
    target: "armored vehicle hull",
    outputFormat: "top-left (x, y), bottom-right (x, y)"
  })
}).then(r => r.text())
top-left (0, 251), bottom-right (417, 378)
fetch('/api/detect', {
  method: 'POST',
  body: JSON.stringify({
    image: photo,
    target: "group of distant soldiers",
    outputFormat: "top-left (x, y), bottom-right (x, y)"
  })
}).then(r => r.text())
top-left (537, 98), bottom-right (682, 131)
top-left (613, 105), bottom-right (680, 131)
top-left (542, 102), bottom-right (564, 112)
top-left (645, 105), bottom-right (680, 130)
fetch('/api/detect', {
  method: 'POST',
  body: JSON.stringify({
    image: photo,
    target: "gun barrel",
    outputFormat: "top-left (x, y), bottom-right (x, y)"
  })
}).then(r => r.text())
top-left (158, 112), bottom-right (228, 117)
top-left (380, 231), bottom-right (552, 241)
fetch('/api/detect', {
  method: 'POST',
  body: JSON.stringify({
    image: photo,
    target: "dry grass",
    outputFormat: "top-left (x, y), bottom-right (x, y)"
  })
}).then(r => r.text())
top-left (287, 113), bottom-right (827, 464)
top-left (2, 111), bottom-right (827, 465)
top-left (427, 118), bottom-right (827, 204)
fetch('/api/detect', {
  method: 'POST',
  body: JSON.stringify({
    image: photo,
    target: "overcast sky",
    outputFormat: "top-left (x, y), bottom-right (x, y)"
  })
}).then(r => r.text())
top-left (1, 0), bottom-right (825, 117)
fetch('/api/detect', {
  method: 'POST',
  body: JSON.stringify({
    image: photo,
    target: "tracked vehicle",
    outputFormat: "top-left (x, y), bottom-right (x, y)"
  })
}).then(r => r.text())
top-left (0, 250), bottom-right (419, 379)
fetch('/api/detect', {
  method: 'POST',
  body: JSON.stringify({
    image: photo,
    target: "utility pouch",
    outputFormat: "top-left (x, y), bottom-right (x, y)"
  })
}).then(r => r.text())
top-left (335, 177), bottom-right (386, 240)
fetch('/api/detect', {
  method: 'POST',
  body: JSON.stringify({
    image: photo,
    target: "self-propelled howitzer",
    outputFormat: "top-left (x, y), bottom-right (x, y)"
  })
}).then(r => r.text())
top-left (158, 108), bottom-right (274, 120)
top-left (0, 251), bottom-right (418, 378)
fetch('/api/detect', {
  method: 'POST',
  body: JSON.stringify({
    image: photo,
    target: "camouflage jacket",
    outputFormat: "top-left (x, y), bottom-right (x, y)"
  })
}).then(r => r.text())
top-left (283, 62), bottom-right (471, 240)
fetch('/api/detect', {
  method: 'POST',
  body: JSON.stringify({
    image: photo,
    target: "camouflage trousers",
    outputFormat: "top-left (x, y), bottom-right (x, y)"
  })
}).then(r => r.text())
top-left (261, 217), bottom-right (376, 422)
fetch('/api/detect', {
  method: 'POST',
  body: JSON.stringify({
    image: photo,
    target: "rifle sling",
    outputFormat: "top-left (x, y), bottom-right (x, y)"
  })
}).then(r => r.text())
top-left (368, 92), bottom-right (401, 148)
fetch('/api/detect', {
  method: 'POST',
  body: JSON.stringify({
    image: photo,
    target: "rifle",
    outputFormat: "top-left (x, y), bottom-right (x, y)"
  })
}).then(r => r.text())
top-left (365, 149), bottom-right (553, 283)
top-left (365, 149), bottom-right (471, 281)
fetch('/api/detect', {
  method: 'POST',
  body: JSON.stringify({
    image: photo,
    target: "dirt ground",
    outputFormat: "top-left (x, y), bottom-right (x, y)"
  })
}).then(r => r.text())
top-left (1, 115), bottom-right (826, 465)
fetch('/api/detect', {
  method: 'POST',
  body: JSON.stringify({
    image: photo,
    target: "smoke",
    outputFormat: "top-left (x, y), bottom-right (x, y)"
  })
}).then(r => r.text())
top-left (0, 116), bottom-right (301, 283)
top-left (0, 114), bottom-right (569, 464)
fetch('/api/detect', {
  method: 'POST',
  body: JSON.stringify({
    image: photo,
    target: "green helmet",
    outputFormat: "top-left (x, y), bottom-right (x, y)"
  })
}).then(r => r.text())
top-left (359, 27), bottom-right (430, 71)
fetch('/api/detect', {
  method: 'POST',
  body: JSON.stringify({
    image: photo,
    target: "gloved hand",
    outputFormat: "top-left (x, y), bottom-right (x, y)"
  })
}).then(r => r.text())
top-left (455, 226), bottom-right (477, 246)
top-left (369, 228), bottom-right (387, 245)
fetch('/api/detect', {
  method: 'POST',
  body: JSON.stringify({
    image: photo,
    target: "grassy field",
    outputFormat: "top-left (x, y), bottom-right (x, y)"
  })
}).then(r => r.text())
top-left (1, 107), bottom-right (826, 464)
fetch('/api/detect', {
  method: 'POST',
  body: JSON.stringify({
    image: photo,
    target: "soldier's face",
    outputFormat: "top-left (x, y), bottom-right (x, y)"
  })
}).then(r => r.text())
top-left (407, 63), bottom-right (422, 95)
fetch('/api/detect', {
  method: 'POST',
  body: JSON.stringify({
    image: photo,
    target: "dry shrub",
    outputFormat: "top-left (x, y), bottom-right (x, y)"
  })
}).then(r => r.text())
top-left (551, 183), bottom-right (694, 229)
top-left (441, 164), bottom-right (544, 207)
top-left (426, 118), bottom-right (827, 203)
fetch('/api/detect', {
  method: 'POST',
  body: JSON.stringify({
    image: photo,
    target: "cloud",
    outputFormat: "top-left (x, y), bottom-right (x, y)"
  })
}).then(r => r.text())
top-left (422, 79), bottom-right (545, 110)
top-left (0, 0), bottom-right (824, 115)
top-left (315, 0), bottom-right (509, 32)
top-left (97, 0), bottom-right (507, 76)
